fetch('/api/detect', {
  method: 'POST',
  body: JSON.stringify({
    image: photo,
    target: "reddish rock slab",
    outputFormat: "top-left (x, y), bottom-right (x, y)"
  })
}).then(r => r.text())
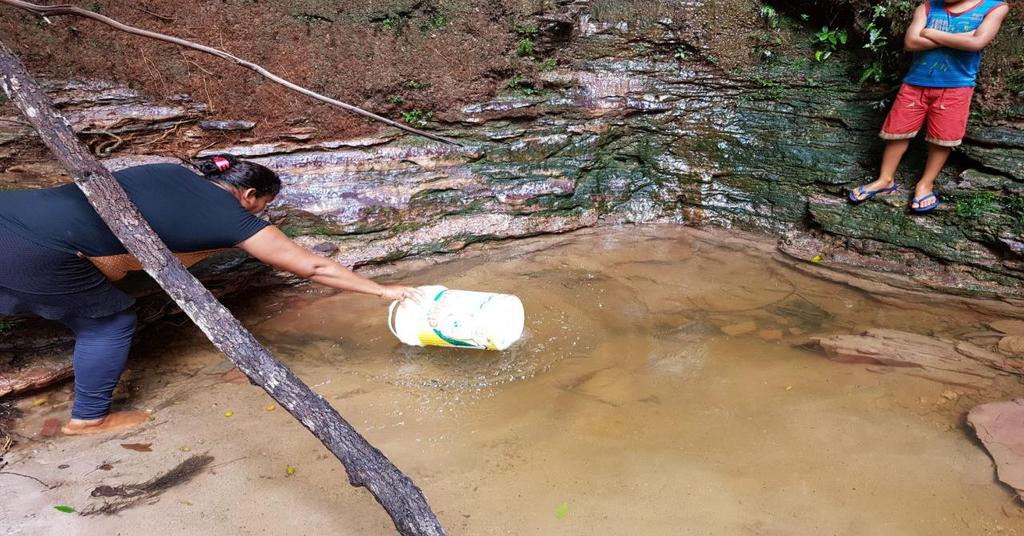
top-left (998, 336), bottom-right (1024, 357)
top-left (967, 400), bottom-right (1024, 500)
top-left (221, 367), bottom-right (249, 384)
top-left (991, 320), bottom-right (1024, 336)
top-left (811, 329), bottom-right (1006, 387)
top-left (40, 418), bottom-right (61, 438)
top-left (0, 357), bottom-right (73, 398)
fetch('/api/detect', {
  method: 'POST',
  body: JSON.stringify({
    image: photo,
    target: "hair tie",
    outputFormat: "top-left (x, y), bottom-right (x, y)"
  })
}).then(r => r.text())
top-left (213, 156), bottom-right (231, 172)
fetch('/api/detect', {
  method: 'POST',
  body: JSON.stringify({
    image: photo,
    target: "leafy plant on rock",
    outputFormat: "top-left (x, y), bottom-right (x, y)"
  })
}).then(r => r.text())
top-left (401, 109), bottom-right (433, 127)
top-left (814, 26), bottom-right (847, 62)
top-left (514, 22), bottom-right (539, 59)
top-left (420, 13), bottom-right (448, 32)
top-left (404, 79), bottom-right (431, 91)
top-left (516, 37), bottom-right (535, 58)
top-left (759, 5), bottom-right (781, 29)
top-left (506, 74), bottom-right (540, 97)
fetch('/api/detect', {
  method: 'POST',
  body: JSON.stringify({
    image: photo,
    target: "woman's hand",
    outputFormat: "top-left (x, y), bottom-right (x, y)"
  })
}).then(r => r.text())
top-left (377, 285), bottom-right (422, 302)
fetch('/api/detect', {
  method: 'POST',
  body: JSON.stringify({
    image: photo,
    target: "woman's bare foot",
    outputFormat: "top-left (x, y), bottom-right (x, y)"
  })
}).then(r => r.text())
top-left (61, 410), bottom-right (152, 435)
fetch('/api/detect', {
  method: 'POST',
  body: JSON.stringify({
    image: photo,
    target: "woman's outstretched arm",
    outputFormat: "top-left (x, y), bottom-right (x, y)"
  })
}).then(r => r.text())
top-left (238, 226), bottom-right (418, 301)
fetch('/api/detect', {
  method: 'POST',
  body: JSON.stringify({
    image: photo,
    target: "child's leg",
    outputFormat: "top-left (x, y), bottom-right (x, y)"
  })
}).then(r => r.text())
top-left (911, 86), bottom-right (974, 210)
top-left (850, 139), bottom-right (911, 201)
top-left (911, 144), bottom-right (952, 209)
top-left (878, 138), bottom-right (911, 183)
top-left (850, 84), bottom-right (925, 202)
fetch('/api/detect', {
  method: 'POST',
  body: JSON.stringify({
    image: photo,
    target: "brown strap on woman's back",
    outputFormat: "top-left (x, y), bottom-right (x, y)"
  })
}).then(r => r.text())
top-left (85, 249), bottom-right (227, 281)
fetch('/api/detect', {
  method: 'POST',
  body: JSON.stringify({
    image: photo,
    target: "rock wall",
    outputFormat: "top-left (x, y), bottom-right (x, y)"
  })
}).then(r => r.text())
top-left (218, 8), bottom-right (1023, 295)
top-left (1, 1), bottom-right (1022, 365)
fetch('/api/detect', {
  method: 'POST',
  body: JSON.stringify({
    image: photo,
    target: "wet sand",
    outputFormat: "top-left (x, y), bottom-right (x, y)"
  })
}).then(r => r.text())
top-left (3, 225), bottom-right (1023, 536)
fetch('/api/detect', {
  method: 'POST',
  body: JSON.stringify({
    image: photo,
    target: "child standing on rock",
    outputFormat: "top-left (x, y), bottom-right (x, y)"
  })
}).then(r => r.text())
top-left (848, 0), bottom-right (1009, 213)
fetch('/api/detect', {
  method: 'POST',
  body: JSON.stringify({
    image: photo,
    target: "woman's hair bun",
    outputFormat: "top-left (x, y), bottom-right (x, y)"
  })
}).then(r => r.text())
top-left (189, 153), bottom-right (282, 198)
top-left (194, 154), bottom-right (240, 176)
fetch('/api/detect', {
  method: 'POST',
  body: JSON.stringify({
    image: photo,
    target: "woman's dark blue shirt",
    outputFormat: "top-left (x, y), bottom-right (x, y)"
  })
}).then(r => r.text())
top-left (0, 163), bottom-right (268, 256)
top-left (0, 164), bottom-right (269, 319)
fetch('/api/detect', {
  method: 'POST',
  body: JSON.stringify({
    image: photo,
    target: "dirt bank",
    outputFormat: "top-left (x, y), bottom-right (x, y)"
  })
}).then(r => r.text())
top-left (0, 0), bottom-right (540, 139)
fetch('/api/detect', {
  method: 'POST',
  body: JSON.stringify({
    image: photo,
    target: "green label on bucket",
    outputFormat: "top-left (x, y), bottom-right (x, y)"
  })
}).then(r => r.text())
top-left (432, 329), bottom-right (479, 348)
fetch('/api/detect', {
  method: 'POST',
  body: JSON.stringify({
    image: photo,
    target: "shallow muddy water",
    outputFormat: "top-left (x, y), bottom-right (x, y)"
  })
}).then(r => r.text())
top-left (4, 226), bottom-right (1024, 536)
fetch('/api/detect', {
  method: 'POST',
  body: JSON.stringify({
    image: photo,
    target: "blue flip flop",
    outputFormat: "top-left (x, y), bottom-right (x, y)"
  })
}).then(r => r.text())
top-left (848, 182), bottom-right (898, 204)
top-left (911, 192), bottom-right (940, 213)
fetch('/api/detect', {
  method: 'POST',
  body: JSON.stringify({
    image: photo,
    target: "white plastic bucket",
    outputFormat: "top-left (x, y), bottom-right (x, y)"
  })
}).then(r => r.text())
top-left (388, 285), bottom-right (525, 351)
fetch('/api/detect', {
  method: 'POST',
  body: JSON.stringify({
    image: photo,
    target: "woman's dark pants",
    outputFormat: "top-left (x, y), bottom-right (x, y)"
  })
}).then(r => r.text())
top-left (59, 310), bottom-right (137, 420)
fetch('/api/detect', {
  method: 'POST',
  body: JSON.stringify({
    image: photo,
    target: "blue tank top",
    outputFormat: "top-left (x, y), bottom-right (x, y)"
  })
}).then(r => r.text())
top-left (904, 0), bottom-right (1006, 88)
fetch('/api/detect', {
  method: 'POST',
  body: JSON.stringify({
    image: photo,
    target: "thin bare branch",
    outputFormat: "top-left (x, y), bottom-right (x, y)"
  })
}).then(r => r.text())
top-left (0, 0), bottom-right (463, 146)
top-left (0, 471), bottom-right (56, 489)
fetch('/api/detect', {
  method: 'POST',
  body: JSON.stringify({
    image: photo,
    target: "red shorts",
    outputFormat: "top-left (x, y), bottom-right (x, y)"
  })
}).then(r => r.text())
top-left (880, 83), bottom-right (974, 147)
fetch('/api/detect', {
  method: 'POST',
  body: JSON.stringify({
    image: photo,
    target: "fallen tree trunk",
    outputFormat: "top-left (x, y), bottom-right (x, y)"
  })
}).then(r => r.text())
top-left (0, 44), bottom-right (446, 536)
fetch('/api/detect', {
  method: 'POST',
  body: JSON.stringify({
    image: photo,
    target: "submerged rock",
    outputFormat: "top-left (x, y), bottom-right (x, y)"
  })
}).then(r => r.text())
top-left (720, 321), bottom-right (757, 336)
top-left (998, 336), bottom-right (1024, 357)
top-left (758, 329), bottom-right (784, 342)
top-left (990, 320), bottom-right (1024, 336)
top-left (967, 400), bottom-right (1024, 500)
top-left (810, 329), bottom-right (1021, 387)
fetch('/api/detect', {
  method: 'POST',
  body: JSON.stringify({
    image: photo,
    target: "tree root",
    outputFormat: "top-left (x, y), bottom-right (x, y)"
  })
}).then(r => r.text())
top-left (0, 470), bottom-right (56, 489)
top-left (83, 454), bottom-right (214, 516)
